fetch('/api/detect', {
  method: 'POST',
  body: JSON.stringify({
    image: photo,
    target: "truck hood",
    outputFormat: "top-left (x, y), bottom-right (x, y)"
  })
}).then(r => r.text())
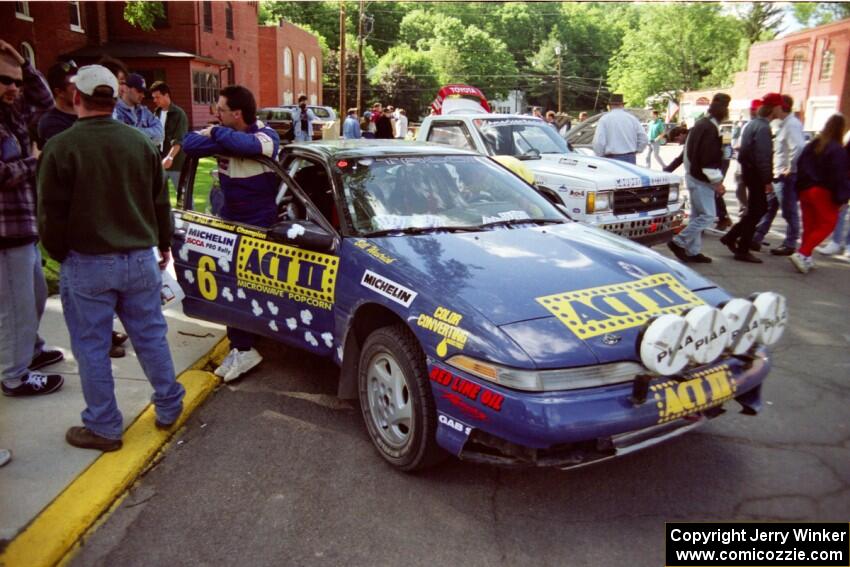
top-left (371, 222), bottom-right (716, 329)
top-left (526, 154), bottom-right (678, 191)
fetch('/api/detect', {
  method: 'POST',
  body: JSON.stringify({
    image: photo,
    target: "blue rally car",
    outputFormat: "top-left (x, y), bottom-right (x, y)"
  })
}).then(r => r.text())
top-left (172, 140), bottom-right (787, 471)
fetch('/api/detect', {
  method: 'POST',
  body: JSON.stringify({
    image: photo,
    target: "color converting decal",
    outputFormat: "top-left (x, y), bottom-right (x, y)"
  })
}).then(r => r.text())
top-left (417, 307), bottom-right (469, 357)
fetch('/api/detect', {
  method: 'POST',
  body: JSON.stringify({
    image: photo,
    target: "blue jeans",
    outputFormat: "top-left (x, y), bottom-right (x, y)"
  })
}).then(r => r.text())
top-left (831, 205), bottom-right (850, 246)
top-left (606, 153), bottom-right (637, 164)
top-left (753, 173), bottom-right (799, 248)
top-left (644, 141), bottom-right (666, 169)
top-left (60, 249), bottom-right (184, 439)
top-left (165, 170), bottom-right (180, 192)
top-left (0, 242), bottom-right (47, 381)
top-left (673, 175), bottom-right (717, 256)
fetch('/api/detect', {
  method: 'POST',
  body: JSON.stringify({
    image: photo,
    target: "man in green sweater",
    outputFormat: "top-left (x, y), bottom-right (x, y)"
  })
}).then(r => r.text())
top-left (37, 65), bottom-right (185, 451)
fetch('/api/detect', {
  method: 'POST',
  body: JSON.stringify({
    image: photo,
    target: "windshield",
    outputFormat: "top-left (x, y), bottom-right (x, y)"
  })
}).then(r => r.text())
top-left (474, 118), bottom-right (570, 158)
top-left (338, 155), bottom-right (564, 235)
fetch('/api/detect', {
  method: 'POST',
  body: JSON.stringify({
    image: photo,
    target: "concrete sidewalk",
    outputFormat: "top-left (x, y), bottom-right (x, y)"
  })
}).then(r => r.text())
top-left (0, 289), bottom-right (225, 555)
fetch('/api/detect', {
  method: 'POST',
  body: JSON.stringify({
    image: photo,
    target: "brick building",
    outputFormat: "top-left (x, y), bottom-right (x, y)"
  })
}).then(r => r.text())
top-left (5, 1), bottom-right (322, 128)
top-left (681, 18), bottom-right (850, 131)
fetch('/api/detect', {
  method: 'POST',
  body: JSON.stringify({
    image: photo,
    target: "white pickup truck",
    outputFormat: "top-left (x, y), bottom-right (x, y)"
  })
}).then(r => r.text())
top-left (417, 113), bottom-right (684, 246)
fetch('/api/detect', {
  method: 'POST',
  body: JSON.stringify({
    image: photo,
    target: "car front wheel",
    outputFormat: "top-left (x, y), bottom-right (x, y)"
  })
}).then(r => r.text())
top-left (358, 324), bottom-right (445, 471)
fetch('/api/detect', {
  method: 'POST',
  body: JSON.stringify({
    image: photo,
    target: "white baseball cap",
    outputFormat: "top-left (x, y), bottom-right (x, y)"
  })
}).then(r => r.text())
top-left (71, 64), bottom-right (119, 98)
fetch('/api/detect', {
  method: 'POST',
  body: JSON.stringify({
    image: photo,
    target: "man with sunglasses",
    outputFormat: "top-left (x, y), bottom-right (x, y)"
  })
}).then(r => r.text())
top-left (36, 60), bottom-right (78, 149)
top-left (183, 85), bottom-right (279, 382)
top-left (0, 40), bottom-right (65, 409)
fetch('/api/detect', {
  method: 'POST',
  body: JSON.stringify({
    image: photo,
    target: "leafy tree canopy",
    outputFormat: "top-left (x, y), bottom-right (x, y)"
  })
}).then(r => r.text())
top-left (123, 1), bottom-right (164, 31)
top-left (369, 45), bottom-right (440, 118)
top-left (791, 2), bottom-right (850, 27)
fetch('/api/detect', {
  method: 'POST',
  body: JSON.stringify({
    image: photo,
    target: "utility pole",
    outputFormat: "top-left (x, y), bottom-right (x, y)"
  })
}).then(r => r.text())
top-left (593, 76), bottom-right (603, 112)
top-left (356, 0), bottom-right (364, 115)
top-left (339, 1), bottom-right (346, 134)
top-left (554, 44), bottom-right (562, 113)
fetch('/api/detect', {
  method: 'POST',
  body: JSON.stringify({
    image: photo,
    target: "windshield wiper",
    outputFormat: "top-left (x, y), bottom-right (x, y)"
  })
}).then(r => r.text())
top-left (476, 218), bottom-right (564, 229)
top-left (362, 225), bottom-right (480, 237)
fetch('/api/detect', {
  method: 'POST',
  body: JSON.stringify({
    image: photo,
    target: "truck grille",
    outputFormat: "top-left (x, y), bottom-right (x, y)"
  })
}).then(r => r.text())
top-left (613, 185), bottom-right (669, 215)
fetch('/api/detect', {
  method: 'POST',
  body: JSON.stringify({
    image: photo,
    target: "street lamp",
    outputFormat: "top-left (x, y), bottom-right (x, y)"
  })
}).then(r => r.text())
top-left (554, 44), bottom-right (562, 113)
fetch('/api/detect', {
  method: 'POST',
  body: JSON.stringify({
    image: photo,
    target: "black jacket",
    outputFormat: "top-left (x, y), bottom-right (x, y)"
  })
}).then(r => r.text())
top-left (738, 117), bottom-right (773, 187)
top-left (685, 117), bottom-right (723, 183)
top-left (796, 139), bottom-right (850, 205)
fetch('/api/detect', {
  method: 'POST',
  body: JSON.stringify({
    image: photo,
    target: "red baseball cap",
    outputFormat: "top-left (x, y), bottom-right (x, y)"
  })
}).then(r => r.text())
top-left (750, 99), bottom-right (763, 111)
top-left (761, 92), bottom-right (783, 107)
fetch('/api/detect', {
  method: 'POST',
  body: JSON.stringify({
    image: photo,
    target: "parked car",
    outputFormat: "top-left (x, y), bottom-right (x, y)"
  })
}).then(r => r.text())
top-left (173, 140), bottom-right (786, 471)
top-left (257, 107), bottom-right (324, 141)
top-left (418, 113), bottom-right (684, 246)
top-left (281, 104), bottom-right (338, 140)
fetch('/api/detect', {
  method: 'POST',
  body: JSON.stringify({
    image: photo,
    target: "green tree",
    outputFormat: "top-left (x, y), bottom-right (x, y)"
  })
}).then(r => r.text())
top-left (123, 1), bottom-right (164, 31)
top-left (323, 33), bottom-right (378, 112)
top-left (608, 3), bottom-right (745, 106)
top-left (398, 9), bottom-right (445, 49)
top-left (735, 2), bottom-right (786, 42)
top-left (791, 2), bottom-right (850, 27)
top-left (261, 1), bottom-right (354, 49)
top-left (369, 45), bottom-right (440, 119)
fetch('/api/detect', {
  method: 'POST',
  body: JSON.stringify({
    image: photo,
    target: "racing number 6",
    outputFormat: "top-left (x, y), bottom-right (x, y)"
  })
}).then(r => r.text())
top-left (197, 255), bottom-right (218, 301)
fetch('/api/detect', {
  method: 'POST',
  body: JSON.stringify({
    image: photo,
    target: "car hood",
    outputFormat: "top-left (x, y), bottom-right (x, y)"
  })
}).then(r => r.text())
top-left (526, 154), bottom-right (678, 190)
top-left (370, 222), bottom-right (716, 329)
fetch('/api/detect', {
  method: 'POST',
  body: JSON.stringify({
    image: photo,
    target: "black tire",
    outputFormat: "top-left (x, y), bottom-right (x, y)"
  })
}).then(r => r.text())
top-left (358, 324), bottom-right (446, 471)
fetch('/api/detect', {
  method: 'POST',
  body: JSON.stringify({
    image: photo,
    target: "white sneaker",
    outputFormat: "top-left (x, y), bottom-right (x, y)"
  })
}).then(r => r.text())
top-left (214, 348), bottom-right (239, 378)
top-left (789, 252), bottom-right (812, 274)
top-left (0, 448), bottom-right (11, 467)
top-left (223, 348), bottom-right (263, 383)
top-left (815, 241), bottom-right (843, 255)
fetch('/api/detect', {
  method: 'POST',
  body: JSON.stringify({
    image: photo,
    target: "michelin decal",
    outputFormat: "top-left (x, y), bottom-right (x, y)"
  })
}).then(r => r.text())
top-left (360, 270), bottom-right (418, 308)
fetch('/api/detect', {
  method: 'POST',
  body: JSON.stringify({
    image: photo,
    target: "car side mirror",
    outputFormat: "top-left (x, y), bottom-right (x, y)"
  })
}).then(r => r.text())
top-left (268, 219), bottom-right (335, 252)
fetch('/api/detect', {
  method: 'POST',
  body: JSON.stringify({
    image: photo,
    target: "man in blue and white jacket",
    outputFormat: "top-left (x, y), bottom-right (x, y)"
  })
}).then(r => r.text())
top-left (183, 85), bottom-right (280, 382)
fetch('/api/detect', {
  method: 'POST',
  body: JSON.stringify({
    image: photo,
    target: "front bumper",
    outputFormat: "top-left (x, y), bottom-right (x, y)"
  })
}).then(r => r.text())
top-left (600, 210), bottom-right (684, 246)
top-left (431, 350), bottom-right (770, 469)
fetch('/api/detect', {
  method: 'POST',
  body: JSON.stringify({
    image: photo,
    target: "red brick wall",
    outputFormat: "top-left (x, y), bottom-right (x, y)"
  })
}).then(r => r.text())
top-left (256, 22), bottom-right (323, 108)
top-left (106, 2), bottom-right (200, 54)
top-left (198, 2), bottom-right (260, 94)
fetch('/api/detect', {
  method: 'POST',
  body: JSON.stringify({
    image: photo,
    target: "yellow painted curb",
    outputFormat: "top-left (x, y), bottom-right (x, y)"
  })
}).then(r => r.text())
top-left (0, 340), bottom-right (228, 567)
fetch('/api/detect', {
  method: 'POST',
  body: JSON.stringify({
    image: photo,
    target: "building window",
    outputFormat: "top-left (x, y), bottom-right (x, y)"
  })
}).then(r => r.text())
top-left (192, 71), bottom-right (220, 105)
top-left (790, 54), bottom-right (805, 85)
top-left (298, 52), bottom-right (305, 80)
top-left (69, 1), bottom-right (83, 31)
top-left (15, 1), bottom-right (32, 20)
top-left (203, 1), bottom-right (212, 32)
top-left (283, 91), bottom-right (293, 105)
top-left (283, 48), bottom-right (292, 77)
top-left (757, 62), bottom-right (768, 88)
top-left (19, 42), bottom-right (35, 67)
top-left (225, 2), bottom-right (234, 39)
top-left (820, 50), bottom-right (835, 81)
top-left (310, 94), bottom-right (317, 105)
top-left (310, 57), bottom-right (317, 83)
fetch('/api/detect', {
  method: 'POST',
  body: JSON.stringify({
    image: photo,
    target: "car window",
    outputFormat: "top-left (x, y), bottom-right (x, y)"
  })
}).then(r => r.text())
top-left (426, 123), bottom-right (476, 151)
top-left (337, 155), bottom-right (563, 234)
top-left (310, 107), bottom-right (332, 119)
top-left (474, 118), bottom-right (570, 157)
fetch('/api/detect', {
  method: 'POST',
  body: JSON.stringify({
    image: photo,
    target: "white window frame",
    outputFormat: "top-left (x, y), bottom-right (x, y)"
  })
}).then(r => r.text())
top-left (310, 93), bottom-right (317, 105)
top-left (757, 62), bottom-right (768, 88)
top-left (283, 48), bottom-right (292, 77)
top-left (790, 54), bottom-right (805, 85)
top-left (69, 1), bottom-right (84, 32)
top-left (298, 52), bottom-right (306, 80)
top-left (283, 91), bottom-right (293, 105)
top-left (16, 1), bottom-right (33, 21)
top-left (20, 42), bottom-right (35, 67)
top-left (820, 50), bottom-right (835, 81)
top-left (310, 57), bottom-right (317, 83)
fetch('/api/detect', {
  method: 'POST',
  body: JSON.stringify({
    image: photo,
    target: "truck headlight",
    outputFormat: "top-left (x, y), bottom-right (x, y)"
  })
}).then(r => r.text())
top-left (587, 190), bottom-right (611, 213)
top-left (446, 354), bottom-right (641, 392)
top-left (668, 182), bottom-right (681, 203)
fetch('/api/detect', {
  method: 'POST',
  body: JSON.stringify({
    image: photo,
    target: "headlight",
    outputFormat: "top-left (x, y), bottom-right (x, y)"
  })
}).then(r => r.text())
top-left (668, 182), bottom-right (681, 203)
top-left (587, 190), bottom-right (611, 213)
top-left (447, 354), bottom-right (642, 392)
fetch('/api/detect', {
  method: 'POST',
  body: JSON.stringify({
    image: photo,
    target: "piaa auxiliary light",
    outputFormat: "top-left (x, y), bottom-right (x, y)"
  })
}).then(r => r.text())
top-left (639, 292), bottom-right (787, 376)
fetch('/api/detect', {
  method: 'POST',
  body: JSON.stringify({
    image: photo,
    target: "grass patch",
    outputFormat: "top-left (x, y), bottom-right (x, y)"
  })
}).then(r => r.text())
top-left (42, 158), bottom-right (219, 295)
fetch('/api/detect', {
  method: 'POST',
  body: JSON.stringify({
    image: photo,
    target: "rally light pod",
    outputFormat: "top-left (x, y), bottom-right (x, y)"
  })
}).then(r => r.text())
top-left (721, 298), bottom-right (759, 355)
top-left (683, 305), bottom-right (729, 364)
top-left (639, 314), bottom-right (691, 376)
top-left (753, 292), bottom-right (787, 346)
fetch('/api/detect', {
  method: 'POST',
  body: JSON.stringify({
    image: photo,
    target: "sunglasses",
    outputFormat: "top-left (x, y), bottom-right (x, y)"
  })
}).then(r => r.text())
top-left (0, 75), bottom-right (24, 88)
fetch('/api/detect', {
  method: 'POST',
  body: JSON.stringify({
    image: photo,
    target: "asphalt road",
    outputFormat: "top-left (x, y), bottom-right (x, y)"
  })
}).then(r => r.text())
top-left (71, 161), bottom-right (850, 567)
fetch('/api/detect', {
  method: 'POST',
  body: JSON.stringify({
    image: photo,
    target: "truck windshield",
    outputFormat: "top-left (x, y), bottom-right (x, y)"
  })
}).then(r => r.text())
top-left (337, 155), bottom-right (564, 235)
top-left (474, 118), bottom-right (571, 159)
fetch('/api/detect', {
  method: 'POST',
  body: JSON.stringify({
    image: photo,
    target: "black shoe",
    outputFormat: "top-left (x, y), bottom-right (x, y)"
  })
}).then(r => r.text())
top-left (2, 373), bottom-right (64, 397)
top-left (720, 234), bottom-right (737, 255)
top-left (734, 252), bottom-right (763, 263)
top-left (715, 217), bottom-right (732, 231)
top-left (749, 242), bottom-right (762, 252)
top-left (686, 253), bottom-right (713, 263)
top-left (770, 245), bottom-right (795, 256)
top-left (110, 344), bottom-right (126, 358)
top-left (155, 405), bottom-right (183, 430)
top-left (667, 240), bottom-right (689, 262)
top-left (66, 426), bottom-right (122, 452)
top-left (112, 331), bottom-right (128, 346)
top-left (29, 349), bottom-right (64, 371)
